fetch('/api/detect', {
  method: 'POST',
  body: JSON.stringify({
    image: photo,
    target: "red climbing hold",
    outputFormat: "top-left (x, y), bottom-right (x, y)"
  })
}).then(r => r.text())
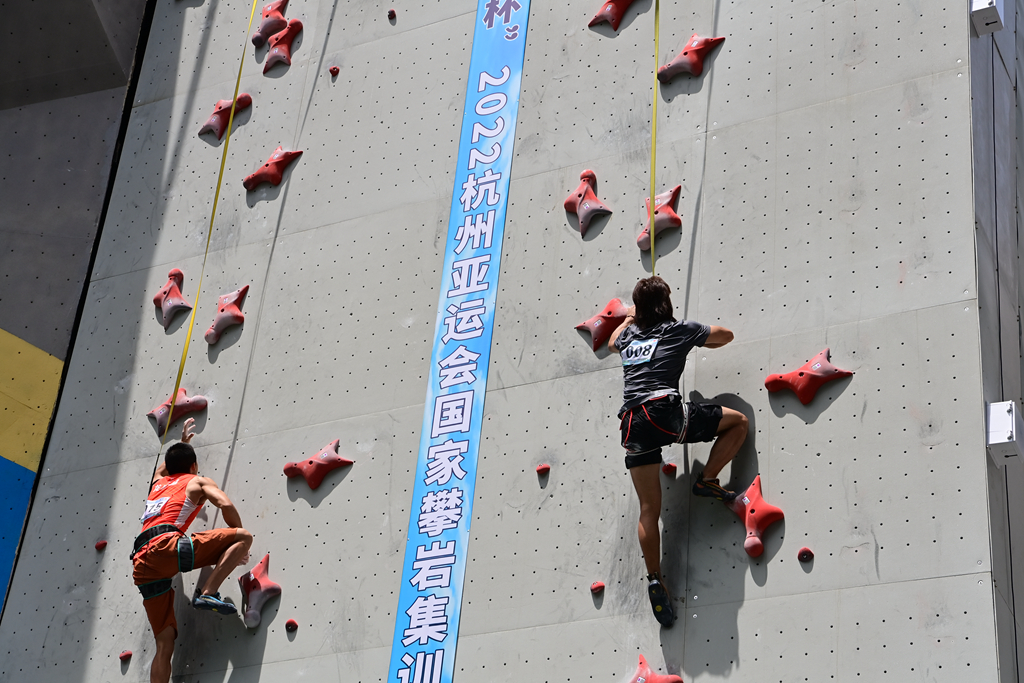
top-left (153, 268), bottom-right (192, 330)
top-left (628, 654), bottom-right (683, 683)
top-left (798, 547), bottom-right (814, 563)
top-left (205, 285), bottom-right (249, 344)
top-left (285, 618), bottom-right (299, 632)
top-left (95, 540), bottom-right (107, 551)
top-left (239, 553), bottom-right (282, 628)
top-left (329, 66), bottom-right (339, 77)
top-left (148, 388), bottom-right (208, 436)
top-left (564, 169), bottom-right (613, 237)
top-left (576, 298), bottom-right (629, 352)
top-left (590, 581), bottom-right (605, 594)
top-left (252, 0), bottom-right (288, 48)
top-left (764, 348), bottom-right (853, 405)
top-left (661, 463), bottom-right (677, 477)
top-left (536, 463), bottom-right (551, 475)
top-left (588, 0), bottom-right (639, 31)
top-left (388, 8), bottom-right (397, 20)
top-left (283, 439), bottom-right (353, 490)
top-left (119, 650), bottom-right (132, 662)
top-left (658, 33), bottom-right (725, 82)
top-left (263, 19), bottom-right (303, 73)
top-left (198, 93), bottom-right (253, 140)
top-left (727, 475), bottom-right (784, 558)
top-left (243, 146), bottom-right (303, 191)
top-left (637, 185), bottom-right (682, 251)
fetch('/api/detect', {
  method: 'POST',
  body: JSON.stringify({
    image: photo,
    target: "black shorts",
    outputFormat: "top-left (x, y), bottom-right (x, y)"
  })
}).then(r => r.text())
top-left (619, 395), bottom-right (723, 469)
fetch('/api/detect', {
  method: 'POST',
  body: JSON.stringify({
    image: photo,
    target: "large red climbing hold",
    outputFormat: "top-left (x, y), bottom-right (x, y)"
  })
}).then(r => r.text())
top-left (153, 268), bottom-right (192, 330)
top-left (205, 285), bottom-right (249, 344)
top-left (198, 93), bottom-right (253, 140)
top-left (727, 475), bottom-right (784, 558)
top-left (263, 19), bottom-right (303, 73)
top-left (764, 348), bottom-right (853, 405)
top-left (119, 650), bottom-right (132, 662)
top-left (239, 553), bottom-right (283, 628)
top-left (576, 298), bottom-right (629, 351)
top-left (588, 0), bottom-right (639, 31)
top-left (283, 439), bottom-right (353, 490)
top-left (658, 33), bottom-right (726, 82)
top-left (243, 146), bottom-right (303, 191)
top-left (148, 388), bottom-right (208, 436)
top-left (637, 185), bottom-right (682, 251)
top-left (564, 170), bottom-right (613, 237)
top-left (252, 0), bottom-right (289, 48)
top-left (628, 654), bottom-right (683, 683)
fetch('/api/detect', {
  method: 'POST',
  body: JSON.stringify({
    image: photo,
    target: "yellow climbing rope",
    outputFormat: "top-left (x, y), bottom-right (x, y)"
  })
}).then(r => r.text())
top-left (158, 0), bottom-right (262, 451)
top-left (648, 0), bottom-right (661, 276)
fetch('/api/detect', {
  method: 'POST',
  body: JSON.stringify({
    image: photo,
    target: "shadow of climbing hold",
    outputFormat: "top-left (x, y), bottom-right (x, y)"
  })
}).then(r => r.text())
top-left (629, 654), bottom-right (683, 683)
top-left (284, 439), bottom-right (353, 490)
top-left (637, 185), bottom-right (682, 251)
top-left (661, 463), bottom-right (677, 477)
top-left (153, 268), bottom-right (192, 330)
top-left (798, 547), bottom-right (814, 563)
top-left (205, 285), bottom-right (249, 344)
top-left (198, 94), bottom-right (252, 140)
top-left (95, 540), bottom-right (107, 551)
top-left (239, 553), bottom-right (282, 628)
top-left (590, 581), bottom-right (605, 594)
top-left (588, 0), bottom-right (638, 31)
top-left (658, 33), bottom-right (725, 82)
top-left (575, 298), bottom-right (629, 351)
top-left (536, 463), bottom-right (551, 475)
top-left (388, 8), bottom-right (397, 20)
top-left (727, 475), bottom-right (784, 558)
top-left (329, 66), bottom-right (339, 77)
top-left (252, 0), bottom-right (289, 47)
top-left (148, 388), bottom-right (208, 436)
top-left (243, 146), bottom-right (303, 191)
top-left (564, 169), bottom-right (612, 237)
top-left (264, 19), bottom-right (303, 73)
top-left (285, 618), bottom-right (298, 632)
top-left (764, 348), bottom-right (853, 405)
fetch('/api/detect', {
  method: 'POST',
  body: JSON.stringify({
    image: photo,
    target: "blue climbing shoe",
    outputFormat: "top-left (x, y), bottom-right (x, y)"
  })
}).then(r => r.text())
top-left (692, 472), bottom-right (738, 502)
top-left (647, 576), bottom-right (675, 627)
top-left (192, 592), bottom-right (237, 615)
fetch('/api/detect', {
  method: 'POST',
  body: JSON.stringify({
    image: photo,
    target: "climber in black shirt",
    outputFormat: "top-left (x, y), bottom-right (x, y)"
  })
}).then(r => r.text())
top-left (610, 276), bottom-right (748, 627)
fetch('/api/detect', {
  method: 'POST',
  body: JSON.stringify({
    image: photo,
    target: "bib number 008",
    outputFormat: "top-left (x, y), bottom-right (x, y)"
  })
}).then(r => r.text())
top-left (621, 338), bottom-right (659, 366)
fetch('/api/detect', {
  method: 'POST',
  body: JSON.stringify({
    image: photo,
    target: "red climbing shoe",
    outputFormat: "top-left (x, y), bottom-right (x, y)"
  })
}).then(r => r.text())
top-left (691, 472), bottom-right (738, 502)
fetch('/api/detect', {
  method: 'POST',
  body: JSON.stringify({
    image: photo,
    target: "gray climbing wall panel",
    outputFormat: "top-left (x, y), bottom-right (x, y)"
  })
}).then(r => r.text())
top-left (0, 0), bottom-right (1007, 682)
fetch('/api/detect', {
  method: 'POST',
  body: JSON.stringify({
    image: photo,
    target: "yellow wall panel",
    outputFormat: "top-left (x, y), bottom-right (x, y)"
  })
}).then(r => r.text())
top-left (0, 328), bottom-right (63, 472)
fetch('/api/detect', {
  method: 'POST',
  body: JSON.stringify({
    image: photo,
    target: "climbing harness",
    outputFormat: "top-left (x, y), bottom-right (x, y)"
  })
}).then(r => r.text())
top-left (648, 0), bottom-right (661, 275)
top-left (131, 524), bottom-right (196, 600)
top-left (130, 523), bottom-right (182, 561)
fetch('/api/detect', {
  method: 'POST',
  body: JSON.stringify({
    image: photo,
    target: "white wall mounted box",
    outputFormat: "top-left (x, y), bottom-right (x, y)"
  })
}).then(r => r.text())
top-left (987, 401), bottom-right (1024, 461)
top-left (971, 0), bottom-right (1005, 35)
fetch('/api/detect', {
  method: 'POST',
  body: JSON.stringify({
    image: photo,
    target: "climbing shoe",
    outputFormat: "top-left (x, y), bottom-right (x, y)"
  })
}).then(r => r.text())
top-left (647, 576), bottom-right (675, 627)
top-left (192, 592), bottom-right (237, 615)
top-left (692, 472), bottom-right (738, 502)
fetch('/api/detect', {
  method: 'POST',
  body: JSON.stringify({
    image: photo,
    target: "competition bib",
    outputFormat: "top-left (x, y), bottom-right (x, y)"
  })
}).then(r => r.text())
top-left (621, 338), bottom-right (659, 366)
top-left (141, 496), bottom-right (169, 522)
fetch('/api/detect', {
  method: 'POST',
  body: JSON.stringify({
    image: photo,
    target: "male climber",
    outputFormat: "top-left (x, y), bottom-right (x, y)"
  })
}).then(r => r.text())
top-left (609, 276), bottom-right (748, 627)
top-left (132, 417), bottom-right (253, 683)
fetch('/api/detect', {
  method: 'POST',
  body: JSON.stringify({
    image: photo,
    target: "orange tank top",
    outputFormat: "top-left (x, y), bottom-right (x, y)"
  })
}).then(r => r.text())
top-left (141, 473), bottom-right (203, 533)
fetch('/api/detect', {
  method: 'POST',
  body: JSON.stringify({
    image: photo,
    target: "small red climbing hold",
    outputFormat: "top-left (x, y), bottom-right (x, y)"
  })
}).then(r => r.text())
top-left (284, 439), bottom-right (353, 489)
top-left (239, 553), bottom-right (283, 628)
top-left (637, 185), bottom-right (682, 251)
top-left (764, 348), bottom-right (854, 405)
top-left (198, 93), bottom-right (252, 140)
top-left (588, 0), bottom-right (639, 32)
top-left (536, 463), bottom-right (551, 475)
top-left (576, 298), bottom-right (629, 351)
top-left (264, 19), bottom-right (303, 73)
top-left (243, 146), bottom-right (303, 191)
top-left (658, 33), bottom-right (726, 82)
top-left (148, 388), bottom-right (208, 437)
top-left (628, 654), bottom-right (683, 683)
top-left (119, 650), bottom-right (132, 662)
top-left (564, 169), bottom-right (613, 237)
top-left (798, 547), bottom-right (814, 563)
top-left (590, 581), bottom-right (605, 594)
top-left (285, 618), bottom-right (298, 632)
top-left (388, 8), bottom-right (397, 20)
top-left (252, 0), bottom-right (289, 47)
top-left (661, 463), bottom-right (677, 477)
top-left (329, 66), bottom-right (340, 77)
top-left (205, 285), bottom-right (249, 344)
top-left (153, 268), bottom-right (192, 329)
top-left (727, 475), bottom-right (784, 558)
top-left (95, 540), bottom-right (107, 551)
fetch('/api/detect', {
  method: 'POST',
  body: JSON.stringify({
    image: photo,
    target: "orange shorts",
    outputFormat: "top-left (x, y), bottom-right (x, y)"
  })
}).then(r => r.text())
top-left (133, 527), bottom-right (240, 637)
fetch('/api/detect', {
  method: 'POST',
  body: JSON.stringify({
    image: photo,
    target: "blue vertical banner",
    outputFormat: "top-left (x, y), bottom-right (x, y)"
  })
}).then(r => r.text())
top-left (387, 1), bottom-right (530, 682)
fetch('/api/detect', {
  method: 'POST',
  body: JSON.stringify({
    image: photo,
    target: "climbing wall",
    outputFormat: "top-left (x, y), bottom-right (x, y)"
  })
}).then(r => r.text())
top-left (0, 0), bottom-right (1007, 681)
